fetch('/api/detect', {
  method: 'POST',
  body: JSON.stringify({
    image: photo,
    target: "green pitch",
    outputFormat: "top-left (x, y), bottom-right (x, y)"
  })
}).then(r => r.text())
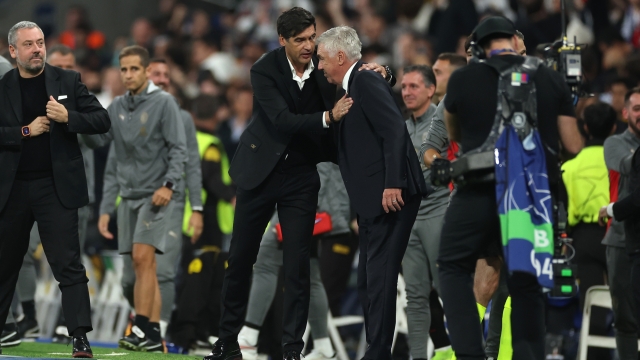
top-left (0, 342), bottom-right (201, 359)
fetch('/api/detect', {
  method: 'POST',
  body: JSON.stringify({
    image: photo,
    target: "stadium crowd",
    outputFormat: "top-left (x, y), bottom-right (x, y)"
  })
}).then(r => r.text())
top-left (1, 0), bottom-right (640, 359)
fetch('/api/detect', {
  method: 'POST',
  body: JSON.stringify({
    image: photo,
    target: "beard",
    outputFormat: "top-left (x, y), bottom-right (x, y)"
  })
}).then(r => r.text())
top-left (629, 117), bottom-right (640, 137)
top-left (16, 52), bottom-right (45, 75)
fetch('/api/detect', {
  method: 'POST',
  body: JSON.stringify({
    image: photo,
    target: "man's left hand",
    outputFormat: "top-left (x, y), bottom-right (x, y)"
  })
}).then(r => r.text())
top-left (152, 186), bottom-right (173, 206)
top-left (47, 96), bottom-right (68, 123)
top-left (598, 205), bottom-right (609, 227)
top-left (188, 211), bottom-right (204, 243)
top-left (358, 63), bottom-right (387, 79)
top-left (382, 188), bottom-right (404, 213)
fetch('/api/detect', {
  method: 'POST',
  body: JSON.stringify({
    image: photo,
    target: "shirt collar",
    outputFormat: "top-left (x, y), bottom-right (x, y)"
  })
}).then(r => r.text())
top-left (286, 56), bottom-right (314, 80)
top-left (410, 103), bottom-right (437, 123)
top-left (342, 62), bottom-right (358, 93)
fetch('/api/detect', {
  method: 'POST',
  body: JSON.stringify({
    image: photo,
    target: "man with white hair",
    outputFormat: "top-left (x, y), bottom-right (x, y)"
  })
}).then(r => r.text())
top-left (317, 26), bottom-right (428, 360)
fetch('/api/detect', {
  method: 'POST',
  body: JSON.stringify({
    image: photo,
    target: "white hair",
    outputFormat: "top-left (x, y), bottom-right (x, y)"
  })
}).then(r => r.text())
top-left (316, 26), bottom-right (362, 62)
top-left (8, 21), bottom-right (43, 47)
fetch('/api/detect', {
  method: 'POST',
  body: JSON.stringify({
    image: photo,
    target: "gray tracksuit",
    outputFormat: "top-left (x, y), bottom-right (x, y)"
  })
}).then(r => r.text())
top-left (87, 81), bottom-right (187, 215)
top-left (403, 102), bottom-right (451, 359)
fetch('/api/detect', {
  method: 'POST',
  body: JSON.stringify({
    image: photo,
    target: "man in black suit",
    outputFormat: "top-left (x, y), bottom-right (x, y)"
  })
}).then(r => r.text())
top-left (316, 26), bottom-right (428, 360)
top-left (206, 8), bottom-right (394, 360)
top-left (0, 21), bottom-right (110, 358)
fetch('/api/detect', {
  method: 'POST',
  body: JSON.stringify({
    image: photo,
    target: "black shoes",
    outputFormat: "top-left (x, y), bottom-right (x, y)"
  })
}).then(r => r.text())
top-left (16, 316), bottom-right (40, 339)
top-left (283, 350), bottom-right (301, 360)
top-left (203, 339), bottom-right (242, 360)
top-left (0, 328), bottom-right (21, 347)
top-left (72, 335), bottom-right (93, 358)
top-left (118, 326), bottom-right (162, 352)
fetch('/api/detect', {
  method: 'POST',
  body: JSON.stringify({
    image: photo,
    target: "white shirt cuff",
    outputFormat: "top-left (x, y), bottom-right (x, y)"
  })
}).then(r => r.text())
top-left (322, 111), bottom-right (329, 128)
top-left (606, 203), bottom-right (614, 219)
top-left (192, 206), bottom-right (203, 212)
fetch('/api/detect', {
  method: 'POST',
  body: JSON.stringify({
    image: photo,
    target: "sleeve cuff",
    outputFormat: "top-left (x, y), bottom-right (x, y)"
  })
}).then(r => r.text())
top-left (607, 203), bottom-right (615, 219)
top-left (322, 112), bottom-right (329, 128)
top-left (192, 206), bottom-right (203, 212)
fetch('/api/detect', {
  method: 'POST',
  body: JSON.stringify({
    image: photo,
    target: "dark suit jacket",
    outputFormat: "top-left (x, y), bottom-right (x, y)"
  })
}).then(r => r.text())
top-left (613, 147), bottom-right (640, 252)
top-left (334, 61), bottom-right (429, 219)
top-left (229, 47), bottom-right (337, 190)
top-left (0, 64), bottom-right (110, 212)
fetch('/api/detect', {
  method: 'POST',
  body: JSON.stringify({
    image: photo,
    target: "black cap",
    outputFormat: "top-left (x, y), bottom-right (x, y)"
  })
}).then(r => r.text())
top-left (473, 16), bottom-right (517, 45)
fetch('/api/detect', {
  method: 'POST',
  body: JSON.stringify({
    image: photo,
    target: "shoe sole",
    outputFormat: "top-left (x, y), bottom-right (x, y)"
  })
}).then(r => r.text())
top-left (73, 351), bottom-right (93, 358)
top-left (22, 327), bottom-right (40, 339)
top-left (118, 339), bottom-right (141, 352)
top-left (0, 339), bottom-right (21, 347)
top-left (204, 349), bottom-right (242, 360)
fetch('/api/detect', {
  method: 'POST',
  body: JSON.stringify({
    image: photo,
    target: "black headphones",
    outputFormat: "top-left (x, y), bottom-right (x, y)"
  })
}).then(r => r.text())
top-left (469, 32), bottom-right (485, 60)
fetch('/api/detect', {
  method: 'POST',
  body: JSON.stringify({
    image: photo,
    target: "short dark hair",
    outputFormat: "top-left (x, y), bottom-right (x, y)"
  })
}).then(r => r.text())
top-left (437, 53), bottom-right (467, 69)
top-left (119, 45), bottom-right (150, 67)
top-left (276, 7), bottom-right (315, 39)
top-left (515, 30), bottom-right (524, 40)
top-left (48, 44), bottom-right (73, 57)
top-left (403, 65), bottom-right (436, 88)
top-left (149, 57), bottom-right (167, 65)
top-left (625, 86), bottom-right (640, 106)
top-left (191, 94), bottom-right (220, 120)
top-left (480, 33), bottom-right (513, 50)
top-left (583, 102), bottom-right (617, 140)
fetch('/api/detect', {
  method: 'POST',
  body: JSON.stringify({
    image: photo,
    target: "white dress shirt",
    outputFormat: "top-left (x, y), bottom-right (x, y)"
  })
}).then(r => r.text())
top-left (342, 62), bottom-right (359, 93)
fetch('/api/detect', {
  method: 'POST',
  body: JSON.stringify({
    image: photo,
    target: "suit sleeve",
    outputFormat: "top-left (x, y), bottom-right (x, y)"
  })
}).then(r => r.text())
top-left (99, 145), bottom-right (119, 216)
top-left (79, 102), bottom-right (115, 149)
top-left (162, 98), bottom-right (187, 186)
top-left (604, 137), bottom-right (634, 175)
top-left (612, 190), bottom-right (640, 221)
top-left (0, 126), bottom-right (22, 147)
top-left (250, 66), bottom-right (323, 136)
top-left (357, 71), bottom-right (407, 189)
top-left (66, 72), bottom-right (111, 134)
top-left (182, 111), bottom-right (203, 210)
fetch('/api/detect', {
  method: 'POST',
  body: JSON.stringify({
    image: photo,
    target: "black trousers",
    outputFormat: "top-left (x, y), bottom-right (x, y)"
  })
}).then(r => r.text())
top-left (218, 168), bottom-right (320, 353)
top-left (438, 184), bottom-right (544, 360)
top-left (0, 177), bottom-right (91, 335)
top-left (572, 222), bottom-right (611, 360)
top-left (357, 195), bottom-right (420, 360)
top-left (319, 232), bottom-right (358, 317)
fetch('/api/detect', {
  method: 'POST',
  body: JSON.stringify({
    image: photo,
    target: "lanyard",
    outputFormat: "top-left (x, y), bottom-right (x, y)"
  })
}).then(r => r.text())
top-left (489, 48), bottom-right (517, 57)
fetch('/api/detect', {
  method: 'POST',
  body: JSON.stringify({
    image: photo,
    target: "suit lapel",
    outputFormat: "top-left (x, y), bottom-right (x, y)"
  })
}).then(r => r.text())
top-left (44, 65), bottom-right (61, 134)
top-left (6, 69), bottom-right (22, 125)
top-left (276, 48), bottom-right (300, 112)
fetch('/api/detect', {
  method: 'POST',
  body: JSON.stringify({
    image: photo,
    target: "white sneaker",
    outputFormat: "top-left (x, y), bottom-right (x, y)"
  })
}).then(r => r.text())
top-left (305, 349), bottom-right (337, 360)
top-left (238, 337), bottom-right (257, 360)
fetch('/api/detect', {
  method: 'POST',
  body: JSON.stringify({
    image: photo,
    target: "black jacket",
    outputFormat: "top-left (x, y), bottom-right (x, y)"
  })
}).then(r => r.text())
top-left (228, 47), bottom-right (336, 190)
top-left (0, 64), bottom-right (110, 212)
top-left (613, 146), bottom-right (640, 254)
top-left (334, 61), bottom-right (429, 219)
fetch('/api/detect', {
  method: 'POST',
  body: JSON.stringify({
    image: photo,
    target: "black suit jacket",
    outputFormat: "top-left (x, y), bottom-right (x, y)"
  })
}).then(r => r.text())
top-left (334, 61), bottom-right (429, 219)
top-left (0, 64), bottom-right (110, 212)
top-left (229, 47), bottom-right (337, 190)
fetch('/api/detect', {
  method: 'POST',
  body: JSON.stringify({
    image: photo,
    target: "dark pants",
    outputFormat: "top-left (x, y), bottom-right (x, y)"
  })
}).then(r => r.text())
top-left (218, 168), bottom-right (320, 353)
top-left (0, 177), bottom-right (91, 335)
top-left (572, 222), bottom-right (611, 359)
top-left (606, 246), bottom-right (638, 360)
top-left (319, 232), bottom-right (358, 317)
top-left (357, 195), bottom-right (420, 360)
top-left (630, 252), bottom-right (640, 335)
top-left (438, 185), bottom-right (545, 360)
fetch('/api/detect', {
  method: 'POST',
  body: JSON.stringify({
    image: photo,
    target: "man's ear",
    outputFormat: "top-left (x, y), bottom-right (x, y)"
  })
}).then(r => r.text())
top-left (278, 35), bottom-right (286, 47)
top-left (338, 51), bottom-right (345, 66)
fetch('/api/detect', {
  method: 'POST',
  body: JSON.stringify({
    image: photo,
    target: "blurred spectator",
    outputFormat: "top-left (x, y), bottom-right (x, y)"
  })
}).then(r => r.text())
top-left (621, 0), bottom-right (640, 49)
top-left (192, 36), bottom-right (239, 85)
top-left (95, 67), bottom-right (125, 108)
top-left (218, 85), bottom-right (252, 157)
top-left (58, 5), bottom-right (106, 51)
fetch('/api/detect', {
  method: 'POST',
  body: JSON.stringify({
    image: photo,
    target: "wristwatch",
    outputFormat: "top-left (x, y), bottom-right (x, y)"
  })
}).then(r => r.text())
top-left (162, 181), bottom-right (174, 191)
top-left (383, 65), bottom-right (393, 82)
top-left (21, 126), bottom-right (31, 138)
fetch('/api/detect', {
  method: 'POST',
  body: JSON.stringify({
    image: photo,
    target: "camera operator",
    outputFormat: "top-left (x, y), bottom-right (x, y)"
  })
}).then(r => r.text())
top-left (437, 16), bottom-right (582, 360)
